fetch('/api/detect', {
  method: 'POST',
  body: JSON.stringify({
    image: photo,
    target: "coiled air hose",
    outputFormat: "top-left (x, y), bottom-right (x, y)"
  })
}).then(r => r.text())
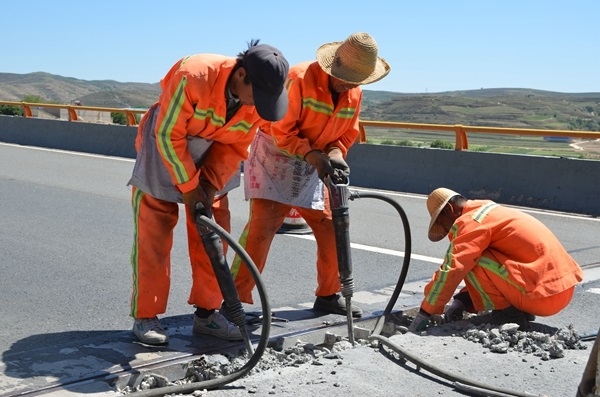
top-left (349, 190), bottom-right (542, 397)
top-left (128, 213), bottom-right (271, 397)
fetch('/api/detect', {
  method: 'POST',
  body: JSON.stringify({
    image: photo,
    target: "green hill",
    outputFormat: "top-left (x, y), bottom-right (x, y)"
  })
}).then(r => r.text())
top-left (1, 72), bottom-right (599, 133)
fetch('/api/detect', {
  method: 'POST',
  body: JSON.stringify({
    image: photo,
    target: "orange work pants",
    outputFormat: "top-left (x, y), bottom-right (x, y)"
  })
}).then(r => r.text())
top-left (231, 196), bottom-right (341, 304)
top-left (464, 249), bottom-right (575, 316)
top-left (130, 187), bottom-right (230, 318)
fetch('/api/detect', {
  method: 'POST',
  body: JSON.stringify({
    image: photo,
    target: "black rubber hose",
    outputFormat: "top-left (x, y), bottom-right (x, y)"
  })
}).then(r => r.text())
top-left (370, 334), bottom-right (542, 397)
top-left (196, 210), bottom-right (254, 354)
top-left (348, 190), bottom-right (412, 335)
top-left (127, 214), bottom-right (271, 397)
top-left (351, 192), bottom-right (544, 397)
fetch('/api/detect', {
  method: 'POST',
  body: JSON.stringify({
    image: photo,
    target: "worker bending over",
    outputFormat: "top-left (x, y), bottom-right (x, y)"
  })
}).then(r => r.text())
top-left (128, 40), bottom-right (289, 345)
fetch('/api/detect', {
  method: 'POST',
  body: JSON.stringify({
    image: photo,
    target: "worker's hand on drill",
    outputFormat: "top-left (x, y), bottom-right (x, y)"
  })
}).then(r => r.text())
top-left (182, 180), bottom-right (217, 219)
top-left (444, 299), bottom-right (466, 323)
top-left (408, 310), bottom-right (431, 333)
top-left (304, 149), bottom-right (335, 181)
top-left (328, 148), bottom-right (350, 183)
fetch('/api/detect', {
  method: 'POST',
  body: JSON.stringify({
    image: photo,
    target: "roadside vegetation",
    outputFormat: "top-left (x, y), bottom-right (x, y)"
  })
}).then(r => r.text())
top-left (1, 73), bottom-right (599, 159)
top-left (364, 129), bottom-right (598, 159)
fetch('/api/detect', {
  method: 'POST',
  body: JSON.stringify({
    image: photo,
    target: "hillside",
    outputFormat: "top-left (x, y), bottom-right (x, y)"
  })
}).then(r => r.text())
top-left (361, 89), bottom-right (600, 131)
top-left (0, 72), bottom-right (160, 108)
top-left (1, 72), bottom-right (599, 132)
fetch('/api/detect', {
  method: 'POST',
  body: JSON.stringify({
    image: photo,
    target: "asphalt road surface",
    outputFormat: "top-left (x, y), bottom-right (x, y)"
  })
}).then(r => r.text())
top-left (1, 142), bottom-right (600, 396)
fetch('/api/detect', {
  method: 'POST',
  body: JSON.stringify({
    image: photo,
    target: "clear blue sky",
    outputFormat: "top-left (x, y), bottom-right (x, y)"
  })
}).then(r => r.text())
top-left (2, 1), bottom-right (598, 94)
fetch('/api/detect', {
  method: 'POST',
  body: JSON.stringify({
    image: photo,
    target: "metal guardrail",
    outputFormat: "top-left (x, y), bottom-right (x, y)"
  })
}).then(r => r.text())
top-left (2, 100), bottom-right (600, 150)
top-left (358, 120), bottom-right (600, 150)
top-left (0, 100), bottom-right (146, 126)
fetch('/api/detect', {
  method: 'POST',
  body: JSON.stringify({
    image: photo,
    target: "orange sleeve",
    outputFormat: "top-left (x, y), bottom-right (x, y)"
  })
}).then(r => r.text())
top-left (421, 219), bottom-right (491, 314)
top-left (326, 90), bottom-right (362, 157)
top-left (200, 124), bottom-right (257, 190)
top-left (270, 78), bottom-right (313, 159)
top-left (154, 63), bottom-right (206, 194)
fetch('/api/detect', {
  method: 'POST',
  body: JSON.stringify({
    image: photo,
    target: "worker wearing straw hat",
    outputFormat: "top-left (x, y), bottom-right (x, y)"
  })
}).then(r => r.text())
top-left (409, 187), bottom-right (583, 333)
top-left (228, 32), bottom-right (390, 318)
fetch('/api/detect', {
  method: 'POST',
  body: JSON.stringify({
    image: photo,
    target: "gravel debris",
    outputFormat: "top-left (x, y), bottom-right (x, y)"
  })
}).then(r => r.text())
top-left (118, 316), bottom-right (590, 396)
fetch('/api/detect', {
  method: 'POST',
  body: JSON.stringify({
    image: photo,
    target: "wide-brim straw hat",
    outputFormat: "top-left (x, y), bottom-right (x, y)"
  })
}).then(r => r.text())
top-left (427, 187), bottom-right (461, 242)
top-left (316, 32), bottom-right (391, 85)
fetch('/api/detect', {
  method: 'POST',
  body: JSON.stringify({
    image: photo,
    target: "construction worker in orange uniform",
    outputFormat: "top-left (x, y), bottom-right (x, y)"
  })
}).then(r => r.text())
top-left (127, 40), bottom-right (289, 345)
top-left (409, 187), bottom-right (584, 333)
top-left (229, 33), bottom-right (390, 318)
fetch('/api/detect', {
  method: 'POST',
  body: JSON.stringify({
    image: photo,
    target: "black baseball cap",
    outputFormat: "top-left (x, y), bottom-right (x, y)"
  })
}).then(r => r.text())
top-left (244, 44), bottom-right (289, 121)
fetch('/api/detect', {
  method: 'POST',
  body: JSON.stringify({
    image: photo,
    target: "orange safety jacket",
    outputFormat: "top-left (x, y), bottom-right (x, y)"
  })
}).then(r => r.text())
top-left (135, 54), bottom-right (261, 193)
top-left (421, 200), bottom-right (583, 315)
top-left (263, 61), bottom-right (361, 158)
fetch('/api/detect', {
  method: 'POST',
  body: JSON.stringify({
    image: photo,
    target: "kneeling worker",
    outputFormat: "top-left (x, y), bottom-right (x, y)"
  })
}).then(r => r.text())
top-left (410, 187), bottom-right (584, 333)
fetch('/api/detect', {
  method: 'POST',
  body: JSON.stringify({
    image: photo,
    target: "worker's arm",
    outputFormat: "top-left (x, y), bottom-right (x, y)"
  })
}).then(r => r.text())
top-left (154, 68), bottom-right (204, 195)
top-left (420, 220), bottom-right (491, 315)
top-left (325, 90), bottom-right (362, 158)
top-left (270, 78), bottom-right (313, 159)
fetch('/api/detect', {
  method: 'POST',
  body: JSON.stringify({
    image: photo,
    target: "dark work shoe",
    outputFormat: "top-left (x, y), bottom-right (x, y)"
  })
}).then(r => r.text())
top-left (494, 306), bottom-right (535, 321)
top-left (313, 294), bottom-right (362, 318)
top-left (471, 306), bottom-right (535, 330)
top-left (193, 312), bottom-right (242, 340)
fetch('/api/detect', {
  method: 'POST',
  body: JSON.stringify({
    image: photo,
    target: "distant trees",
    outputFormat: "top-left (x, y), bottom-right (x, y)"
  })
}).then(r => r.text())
top-left (23, 94), bottom-right (45, 103)
top-left (430, 140), bottom-right (454, 149)
top-left (111, 112), bottom-right (141, 125)
top-left (568, 118), bottom-right (600, 132)
top-left (111, 112), bottom-right (127, 125)
top-left (0, 94), bottom-right (52, 116)
top-left (0, 104), bottom-right (23, 116)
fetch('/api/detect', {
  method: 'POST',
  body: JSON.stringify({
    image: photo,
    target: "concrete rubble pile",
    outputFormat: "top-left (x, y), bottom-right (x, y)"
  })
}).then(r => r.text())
top-left (119, 316), bottom-right (589, 396)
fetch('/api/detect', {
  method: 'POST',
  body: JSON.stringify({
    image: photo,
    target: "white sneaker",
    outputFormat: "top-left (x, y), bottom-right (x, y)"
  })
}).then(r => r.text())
top-left (133, 317), bottom-right (168, 345)
top-left (193, 311), bottom-right (243, 340)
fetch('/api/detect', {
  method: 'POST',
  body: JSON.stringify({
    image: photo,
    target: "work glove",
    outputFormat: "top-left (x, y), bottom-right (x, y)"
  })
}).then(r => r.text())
top-left (304, 149), bottom-right (335, 181)
top-left (327, 147), bottom-right (350, 183)
top-left (408, 310), bottom-right (431, 333)
top-left (444, 299), bottom-right (466, 323)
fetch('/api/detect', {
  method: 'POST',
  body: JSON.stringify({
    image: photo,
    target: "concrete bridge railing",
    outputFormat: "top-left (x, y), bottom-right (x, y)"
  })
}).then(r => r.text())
top-left (1, 115), bottom-right (598, 216)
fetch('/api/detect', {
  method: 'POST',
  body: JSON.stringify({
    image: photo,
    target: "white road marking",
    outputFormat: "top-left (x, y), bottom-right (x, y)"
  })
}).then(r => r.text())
top-left (288, 234), bottom-right (440, 264)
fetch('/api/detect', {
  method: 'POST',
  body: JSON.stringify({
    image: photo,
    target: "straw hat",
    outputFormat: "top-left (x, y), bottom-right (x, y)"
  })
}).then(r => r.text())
top-left (316, 32), bottom-right (391, 85)
top-left (427, 187), bottom-right (461, 242)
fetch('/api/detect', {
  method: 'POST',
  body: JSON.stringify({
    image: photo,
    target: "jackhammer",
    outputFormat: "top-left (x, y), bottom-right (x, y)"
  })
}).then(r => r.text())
top-left (325, 174), bottom-right (356, 345)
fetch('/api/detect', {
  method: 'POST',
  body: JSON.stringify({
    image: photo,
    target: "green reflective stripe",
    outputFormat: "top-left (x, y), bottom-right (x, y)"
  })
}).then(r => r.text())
top-left (425, 223), bottom-right (459, 306)
top-left (194, 107), bottom-right (225, 126)
top-left (130, 188), bottom-right (144, 317)
top-left (465, 272), bottom-right (495, 310)
top-left (335, 107), bottom-right (356, 119)
top-left (303, 98), bottom-right (333, 115)
top-left (157, 78), bottom-right (188, 184)
top-left (231, 207), bottom-right (252, 278)
top-left (425, 241), bottom-right (454, 306)
top-left (472, 202), bottom-right (498, 223)
top-left (478, 256), bottom-right (526, 293)
top-left (228, 119), bottom-right (253, 133)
